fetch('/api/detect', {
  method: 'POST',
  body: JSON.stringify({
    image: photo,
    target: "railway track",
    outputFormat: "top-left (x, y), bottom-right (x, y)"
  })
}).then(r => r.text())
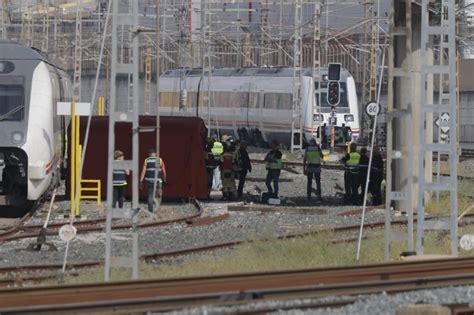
top-left (0, 199), bottom-right (205, 243)
top-left (1, 257), bottom-right (474, 314)
top-left (2, 211), bottom-right (474, 288)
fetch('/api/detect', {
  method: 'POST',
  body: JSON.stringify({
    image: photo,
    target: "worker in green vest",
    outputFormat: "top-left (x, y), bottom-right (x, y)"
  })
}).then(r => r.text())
top-left (211, 134), bottom-right (223, 190)
top-left (341, 143), bottom-right (361, 205)
top-left (304, 138), bottom-right (323, 201)
top-left (264, 140), bottom-right (283, 198)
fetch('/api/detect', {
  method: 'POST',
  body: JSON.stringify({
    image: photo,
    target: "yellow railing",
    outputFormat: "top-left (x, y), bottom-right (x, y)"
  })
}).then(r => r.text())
top-left (79, 179), bottom-right (101, 206)
top-left (98, 96), bottom-right (105, 116)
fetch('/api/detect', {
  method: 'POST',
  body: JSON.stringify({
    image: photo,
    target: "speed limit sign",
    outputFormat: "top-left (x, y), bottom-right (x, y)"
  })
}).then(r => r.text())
top-left (365, 101), bottom-right (380, 116)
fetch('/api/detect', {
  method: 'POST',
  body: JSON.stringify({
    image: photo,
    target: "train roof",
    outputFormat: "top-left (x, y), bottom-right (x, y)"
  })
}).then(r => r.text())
top-left (162, 67), bottom-right (353, 79)
top-left (0, 40), bottom-right (49, 61)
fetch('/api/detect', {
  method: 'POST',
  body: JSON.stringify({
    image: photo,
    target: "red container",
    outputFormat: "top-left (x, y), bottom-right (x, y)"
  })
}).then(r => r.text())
top-left (67, 116), bottom-right (208, 200)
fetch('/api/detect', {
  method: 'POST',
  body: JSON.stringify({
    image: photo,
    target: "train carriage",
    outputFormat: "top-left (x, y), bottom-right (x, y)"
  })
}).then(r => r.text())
top-left (0, 41), bottom-right (71, 209)
top-left (159, 67), bottom-right (360, 147)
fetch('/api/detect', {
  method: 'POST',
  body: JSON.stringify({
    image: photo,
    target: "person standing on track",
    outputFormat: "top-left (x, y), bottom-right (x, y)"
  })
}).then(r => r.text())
top-left (264, 140), bottom-right (283, 198)
top-left (211, 134), bottom-right (223, 190)
top-left (370, 145), bottom-right (384, 206)
top-left (303, 138), bottom-right (323, 201)
top-left (341, 143), bottom-right (360, 205)
top-left (112, 150), bottom-right (129, 209)
top-left (233, 140), bottom-right (252, 199)
top-left (140, 148), bottom-right (167, 213)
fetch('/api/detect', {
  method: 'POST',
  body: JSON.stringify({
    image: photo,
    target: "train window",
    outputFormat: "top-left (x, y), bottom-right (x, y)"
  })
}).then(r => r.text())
top-left (0, 61), bottom-right (14, 74)
top-left (318, 82), bottom-right (349, 107)
top-left (264, 93), bottom-right (292, 109)
top-left (214, 92), bottom-right (240, 107)
top-left (0, 85), bottom-right (24, 121)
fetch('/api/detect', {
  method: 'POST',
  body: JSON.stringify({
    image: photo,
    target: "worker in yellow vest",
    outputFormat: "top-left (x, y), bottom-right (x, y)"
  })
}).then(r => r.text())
top-left (303, 138), bottom-right (323, 201)
top-left (264, 140), bottom-right (283, 198)
top-left (211, 135), bottom-right (223, 190)
top-left (341, 143), bottom-right (360, 205)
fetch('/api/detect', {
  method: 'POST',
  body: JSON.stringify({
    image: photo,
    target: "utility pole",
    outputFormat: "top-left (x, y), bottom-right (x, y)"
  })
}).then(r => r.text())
top-left (312, 1), bottom-right (322, 141)
top-left (41, 0), bottom-right (49, 53)
top-left (105, 0), bottom-right (141, 281)
top-left (73, 0), bottom-right (82, 102)
top-left (201, 0), bottom-right (214, 136)
top-left (361, 0), bottom-right (377, 144)
top-left (290, 0), bottom-right (303, 152)
top-left (259, 0), bottom-right (269, 67)
top-left (385, 0), bottom-right (415, 260)
top-left (1, 0), bottom-right (8, 40)
top-left (416, 0), bottom-right (458, 256)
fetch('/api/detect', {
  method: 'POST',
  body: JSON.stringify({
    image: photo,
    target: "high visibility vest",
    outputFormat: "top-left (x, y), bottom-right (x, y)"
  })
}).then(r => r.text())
top-left (113, 169), bottom-right (127, 186)
top-left (345, 152), bottom-right (360, 174)
top-left (144, 157), bottom-right (163, 182)
top-left (266, 151), bottom-right (282, 170)
top-left (306, 145), bottom-right (321, 165)
top-left (211, 141), bottom-right (223, 157)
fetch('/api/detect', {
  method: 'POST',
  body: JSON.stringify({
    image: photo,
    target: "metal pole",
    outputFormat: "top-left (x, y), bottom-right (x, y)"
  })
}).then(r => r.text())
top-left (104, 0), bottom-right (118, 282)
top-left (356, 45), bottom-right (386, 262)
top-left (153, 0), bottom-right (161, 213)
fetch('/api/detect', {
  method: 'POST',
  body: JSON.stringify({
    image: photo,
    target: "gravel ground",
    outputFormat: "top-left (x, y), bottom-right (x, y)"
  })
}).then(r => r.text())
top-left (172, 285), bottom-right (474, 315)
top-left (0, 149), bottom-right (387, 268)
top-left (1, 151), bottom-right (473, 313)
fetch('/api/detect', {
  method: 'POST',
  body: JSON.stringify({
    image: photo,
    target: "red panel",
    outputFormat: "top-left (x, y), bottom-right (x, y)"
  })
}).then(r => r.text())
top-left (67, 116), bottom-right (208, 200)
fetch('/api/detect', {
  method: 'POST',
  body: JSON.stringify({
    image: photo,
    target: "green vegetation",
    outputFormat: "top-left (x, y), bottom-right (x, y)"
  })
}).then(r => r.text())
top-left (425, 179), bottom-right (474, 215)
top-left (44, 179), bottom-right (474, 285)
top-left (48, 225), bottom-right (472, 285)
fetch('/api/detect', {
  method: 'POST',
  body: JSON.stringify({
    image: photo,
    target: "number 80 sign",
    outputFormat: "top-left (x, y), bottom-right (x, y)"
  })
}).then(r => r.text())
top-left (365, 101), bottom-right (380, 117)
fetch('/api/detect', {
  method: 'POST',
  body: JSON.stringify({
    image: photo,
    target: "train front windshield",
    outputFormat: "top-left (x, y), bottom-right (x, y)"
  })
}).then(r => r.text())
top-left (318, 82), bottom-right (348, 107)
top-left (0, 84), bottom-right (24, 121)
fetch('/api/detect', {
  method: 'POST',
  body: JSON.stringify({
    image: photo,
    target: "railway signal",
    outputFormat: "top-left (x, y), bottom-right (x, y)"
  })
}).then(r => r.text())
top-left (327, 63), bottom-right (341, 107)
top-left (327, 81), bottom-right (340, 106)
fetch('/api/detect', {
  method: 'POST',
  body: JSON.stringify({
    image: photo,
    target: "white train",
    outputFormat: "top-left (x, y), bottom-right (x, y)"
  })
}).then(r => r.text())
top-left (0, 41), bottom-right (71, 209)
top-left (159, 67), bottom-right (360, 147)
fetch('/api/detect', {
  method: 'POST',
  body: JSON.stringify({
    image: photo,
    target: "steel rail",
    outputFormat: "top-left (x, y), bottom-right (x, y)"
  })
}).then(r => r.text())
top-left (0, 200), bottom-right (204, 243)
top-left (2, 258), bottom-right (474, 313)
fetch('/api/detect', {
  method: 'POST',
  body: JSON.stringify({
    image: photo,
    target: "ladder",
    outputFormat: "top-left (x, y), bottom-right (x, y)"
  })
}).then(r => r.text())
top-left (144, 44), bottom-right (152, 115)
top-left (311, 1), bottom-right (322, 141)
top-left (105, 0), bottom-right (140, 281)
top-left (290, 0), bottom-right (303, 152)
top-left (384, 0), bottom-right (414, 260)
top-left (417, 0), bottom-right (458, 256)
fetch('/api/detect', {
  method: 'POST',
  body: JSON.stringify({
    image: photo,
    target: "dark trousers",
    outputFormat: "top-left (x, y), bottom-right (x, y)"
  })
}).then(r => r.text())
top-left (236, 170), bottom-right (248, 198)
top-left (307, 171), bottom-right (321, 198)
top-left (206, 168), bottom-right (214, 192)
top-left (370, 173), bottom-right (383, 205)
top-left (344, 172), bottom-right (360, 205)
top-left (147, 181), bottom-right (161, 212)
top-left (113, 186), bottom-right (125, 208)
top-left (265, 169), bottom-right (281, 197)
